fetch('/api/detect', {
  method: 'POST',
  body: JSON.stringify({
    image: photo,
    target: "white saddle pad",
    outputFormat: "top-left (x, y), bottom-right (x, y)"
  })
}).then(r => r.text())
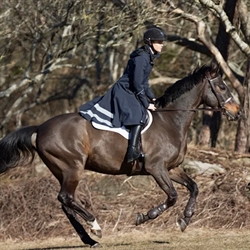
top-left (92, 111), bottom-right (153, 139)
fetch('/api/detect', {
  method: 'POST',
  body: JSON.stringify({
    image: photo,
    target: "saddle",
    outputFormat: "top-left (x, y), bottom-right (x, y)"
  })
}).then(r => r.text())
top-left (91, 110), bottom-right (153, 139)
top-left (92, 111), bottom-right (153, 174)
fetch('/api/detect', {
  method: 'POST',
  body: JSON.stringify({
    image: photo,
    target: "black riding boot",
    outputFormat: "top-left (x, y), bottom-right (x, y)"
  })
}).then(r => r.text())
top-left (126, 125), bottom-right (144, 163)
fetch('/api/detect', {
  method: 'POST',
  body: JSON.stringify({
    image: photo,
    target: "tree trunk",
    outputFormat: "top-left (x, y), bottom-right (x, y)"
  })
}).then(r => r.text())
top-left (198, 0), bottom-right (238, 147)
top-left (234, 0), bottom-right (250, 152)
top-left (235, 60), bottom-right (250, 152)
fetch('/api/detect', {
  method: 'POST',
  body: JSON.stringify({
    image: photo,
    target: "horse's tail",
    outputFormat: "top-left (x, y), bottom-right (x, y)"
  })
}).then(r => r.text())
top-left (0, 126), bottom-right (38, 174)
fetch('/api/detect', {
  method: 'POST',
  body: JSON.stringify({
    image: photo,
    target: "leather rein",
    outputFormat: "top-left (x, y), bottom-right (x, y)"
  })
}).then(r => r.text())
top-left (154, 107), bottom-right (222, 112)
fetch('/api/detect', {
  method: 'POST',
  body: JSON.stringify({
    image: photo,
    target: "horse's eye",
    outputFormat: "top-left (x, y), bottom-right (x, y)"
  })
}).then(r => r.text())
top-left (219, 84), bottom-right (226, 90)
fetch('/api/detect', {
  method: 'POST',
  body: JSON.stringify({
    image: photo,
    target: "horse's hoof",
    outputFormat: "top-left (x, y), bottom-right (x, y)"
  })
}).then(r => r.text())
top-left (91, 242), bottom-right (101, 248)
top-left (136, 213), bottom-right (144, 226)
top-left (177, 218), bottom-right (187, 232)
top-left (91, 229), bottom-right (102, 238)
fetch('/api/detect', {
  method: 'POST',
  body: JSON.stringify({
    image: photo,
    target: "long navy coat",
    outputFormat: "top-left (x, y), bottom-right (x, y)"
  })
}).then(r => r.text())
top-left (79, 45), bottom-right (159, 128)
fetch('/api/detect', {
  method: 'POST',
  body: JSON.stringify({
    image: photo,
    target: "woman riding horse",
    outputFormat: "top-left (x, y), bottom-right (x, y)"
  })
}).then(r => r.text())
top-left (79, 27), bottom-right (165, 163)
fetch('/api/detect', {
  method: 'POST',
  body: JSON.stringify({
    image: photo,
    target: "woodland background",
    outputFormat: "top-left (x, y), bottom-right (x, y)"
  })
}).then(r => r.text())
top-left (0, 0), bottom-right (250, 151)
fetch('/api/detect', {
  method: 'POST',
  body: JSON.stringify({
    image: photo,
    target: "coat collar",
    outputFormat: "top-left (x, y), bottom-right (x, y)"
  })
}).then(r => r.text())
top-left (144, 45), bottom-right (160, 65)
top-left (130, 45), bottom-right (160, 65)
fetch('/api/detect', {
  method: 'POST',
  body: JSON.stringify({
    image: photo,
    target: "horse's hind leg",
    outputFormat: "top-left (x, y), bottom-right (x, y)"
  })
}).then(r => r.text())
top-left (62, 205), bottom-right (99, 247)
top-left (58, 171), bottom-right (102, 240)
top-left (169, 167), bottom-right (199, 232)
top-left (39, 155), bottom-right (100, 246)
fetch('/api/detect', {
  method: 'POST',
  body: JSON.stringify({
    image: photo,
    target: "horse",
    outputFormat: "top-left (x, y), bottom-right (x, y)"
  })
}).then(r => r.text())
top-left (0, 63), bottom-right (241, 247)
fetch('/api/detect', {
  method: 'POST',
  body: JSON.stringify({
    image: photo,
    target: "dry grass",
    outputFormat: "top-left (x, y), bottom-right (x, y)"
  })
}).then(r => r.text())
top-left (0, 146), bottom-right (250, 242)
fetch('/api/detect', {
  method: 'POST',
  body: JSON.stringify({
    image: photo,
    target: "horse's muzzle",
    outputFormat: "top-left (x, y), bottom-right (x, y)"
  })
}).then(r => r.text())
top-left (224, 109), bottom-right (242, 121)
top-left (222, 101), bottom-right (241, 121)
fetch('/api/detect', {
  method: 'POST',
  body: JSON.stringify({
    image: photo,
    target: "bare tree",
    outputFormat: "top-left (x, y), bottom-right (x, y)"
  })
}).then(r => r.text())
top-left (199, 0), bottom-right (239, 147)
top-left (235, 60), bottom-right (250, 152)
top-left (163, 0), bottom-right (250, 151)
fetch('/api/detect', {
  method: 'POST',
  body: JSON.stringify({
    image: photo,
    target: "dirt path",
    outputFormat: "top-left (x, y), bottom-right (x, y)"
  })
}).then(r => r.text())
top-left (2, 228), bottom-right (250, 250)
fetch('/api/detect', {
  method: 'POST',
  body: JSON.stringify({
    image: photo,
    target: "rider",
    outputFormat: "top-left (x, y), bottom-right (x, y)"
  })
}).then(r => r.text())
top-left (79, 27), bottom-right (165, 163)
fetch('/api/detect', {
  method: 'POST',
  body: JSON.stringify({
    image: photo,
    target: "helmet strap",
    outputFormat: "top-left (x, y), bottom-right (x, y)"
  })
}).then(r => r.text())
top-left (149, 41), bottom-right (157, 54)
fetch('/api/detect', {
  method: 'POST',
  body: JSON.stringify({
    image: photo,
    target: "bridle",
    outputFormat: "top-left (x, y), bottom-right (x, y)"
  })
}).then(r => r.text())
top-left (207, 75), bottom-right (236, 120)
top-left (207, 76), bottom-right (232, 109)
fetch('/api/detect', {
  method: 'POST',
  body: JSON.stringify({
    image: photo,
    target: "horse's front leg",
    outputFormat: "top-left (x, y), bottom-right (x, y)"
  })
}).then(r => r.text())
top-left (136, 165), bottom-right (178, 225)
top-left (169, 167), bottom-right (199, 232)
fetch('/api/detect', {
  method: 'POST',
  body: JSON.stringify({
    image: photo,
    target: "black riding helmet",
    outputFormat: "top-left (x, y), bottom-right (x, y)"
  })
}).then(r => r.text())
top-left (143, 27), bottom-right (165, 44)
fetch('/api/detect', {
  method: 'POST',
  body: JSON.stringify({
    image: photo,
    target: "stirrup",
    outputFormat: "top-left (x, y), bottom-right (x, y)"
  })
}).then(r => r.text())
top-left (130, 152), bottom-right (145, 163)
top-left (126, 147), bottom-right (139, 163)
top-left (126, 148), bottom-right (145, 163)
top-left (127, 154), bottom-right (141, 163)
top-left (139, 152), bottom-right (145, 160)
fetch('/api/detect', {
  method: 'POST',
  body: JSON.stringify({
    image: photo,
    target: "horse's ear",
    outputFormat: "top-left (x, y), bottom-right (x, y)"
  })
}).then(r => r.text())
top-left (211, 61), bottom-right (220, 74)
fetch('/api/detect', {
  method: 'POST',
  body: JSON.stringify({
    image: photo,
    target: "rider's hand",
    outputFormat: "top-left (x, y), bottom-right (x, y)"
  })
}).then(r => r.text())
top-left (148, 103), bottom-right (156, 111)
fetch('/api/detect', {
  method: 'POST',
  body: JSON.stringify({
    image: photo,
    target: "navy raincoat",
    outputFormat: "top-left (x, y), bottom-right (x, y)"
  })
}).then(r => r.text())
top-left (79, 45), bottom-right (159, 128)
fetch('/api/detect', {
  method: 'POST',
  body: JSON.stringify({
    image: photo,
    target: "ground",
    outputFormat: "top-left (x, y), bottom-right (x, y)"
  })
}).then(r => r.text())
top-left (2, 229), bottom-right (250, 250)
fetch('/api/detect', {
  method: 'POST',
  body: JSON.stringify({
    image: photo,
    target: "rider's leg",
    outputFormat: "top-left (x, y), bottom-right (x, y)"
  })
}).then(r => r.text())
top-left (126, 125), bottom-right (144, 163)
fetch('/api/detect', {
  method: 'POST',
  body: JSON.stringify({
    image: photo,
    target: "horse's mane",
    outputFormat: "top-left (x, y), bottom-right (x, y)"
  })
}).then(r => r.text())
top-left (155, 64), bottom-right (217, 108)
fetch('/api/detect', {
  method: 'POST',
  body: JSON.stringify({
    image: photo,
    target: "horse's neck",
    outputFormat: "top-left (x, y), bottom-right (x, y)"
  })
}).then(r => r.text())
top-left (167, 91), bottom-right (202, 112)
top-left (163, 89), bottom-right (202, 130)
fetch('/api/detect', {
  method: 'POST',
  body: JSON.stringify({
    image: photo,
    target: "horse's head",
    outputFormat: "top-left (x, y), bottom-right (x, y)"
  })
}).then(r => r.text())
top-left (203, 63), bottom-right (241, 121)
top-left (156, 62), bottom-right (241, 121)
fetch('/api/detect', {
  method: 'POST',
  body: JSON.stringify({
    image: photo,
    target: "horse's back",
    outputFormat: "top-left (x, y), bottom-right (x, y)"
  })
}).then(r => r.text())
top-left (40, 112), bottom-right (84, 127)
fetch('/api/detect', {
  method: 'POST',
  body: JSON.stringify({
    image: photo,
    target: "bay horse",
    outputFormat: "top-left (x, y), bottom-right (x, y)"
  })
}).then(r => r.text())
top-left (0, 63), bottom-right (241, 247)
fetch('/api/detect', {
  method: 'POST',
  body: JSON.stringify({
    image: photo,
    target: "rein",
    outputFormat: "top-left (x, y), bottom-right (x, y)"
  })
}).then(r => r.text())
top-left (154, 107), bottom-right (223, 112)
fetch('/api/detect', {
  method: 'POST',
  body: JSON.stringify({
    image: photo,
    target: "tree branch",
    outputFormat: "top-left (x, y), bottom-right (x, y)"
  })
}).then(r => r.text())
top-left (166, 0), bottom-right (244, 98)
top-left (199, 0), bottom-right (250, 58)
